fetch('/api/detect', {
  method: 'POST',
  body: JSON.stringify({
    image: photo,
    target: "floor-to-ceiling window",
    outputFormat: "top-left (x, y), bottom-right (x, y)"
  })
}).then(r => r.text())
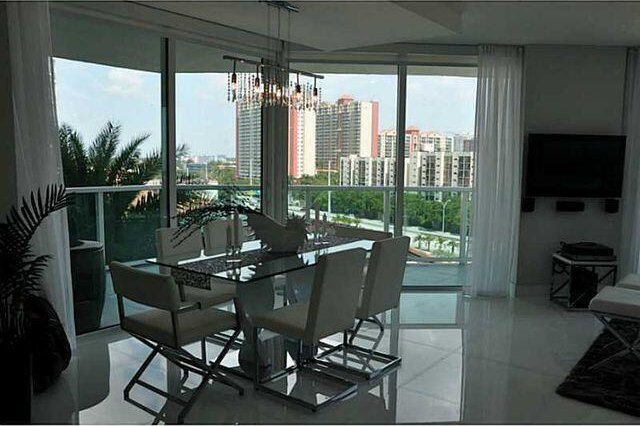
top-left (402, 65), bottom-right (477, 289)
top-left (175, 40), bottom-right (262, 211)
top-left (52, 10), bottom-right (164, 332)
top-left (51, 9), bottom-right (270, 334)
top-left (287, 63), bottom-right (397, 234)
top-left (51, 6), bottom-right (476, 335)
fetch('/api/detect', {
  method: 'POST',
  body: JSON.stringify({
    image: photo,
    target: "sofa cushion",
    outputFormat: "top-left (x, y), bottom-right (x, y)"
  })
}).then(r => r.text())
top-left (617, 273), bottom-right (640, 291)
top-left (590, 286), bottom-right (640, 318)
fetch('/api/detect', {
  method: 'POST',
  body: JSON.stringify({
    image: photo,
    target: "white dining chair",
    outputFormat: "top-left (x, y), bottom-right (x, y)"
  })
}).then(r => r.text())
top-left (251, 248), bottom-right (367, 411)
top-left (202, 220), bottom-right (229, 256)
top-left (203, 216), bottom-right (252, 256)
top-left (155, 227), bottom-right (236, 309)
top-left (316, 236), bottom-right (410, 380)
top-left (110, 262), bottom-right (243, 424)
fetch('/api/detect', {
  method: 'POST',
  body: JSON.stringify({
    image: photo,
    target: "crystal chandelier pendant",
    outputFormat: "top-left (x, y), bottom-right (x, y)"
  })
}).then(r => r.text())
top-left (222, 4), bottom-right (323, 110)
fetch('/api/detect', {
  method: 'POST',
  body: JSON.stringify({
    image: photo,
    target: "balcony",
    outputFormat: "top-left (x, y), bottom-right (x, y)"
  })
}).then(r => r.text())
top-left (67, 184), bottom-right (472, 332)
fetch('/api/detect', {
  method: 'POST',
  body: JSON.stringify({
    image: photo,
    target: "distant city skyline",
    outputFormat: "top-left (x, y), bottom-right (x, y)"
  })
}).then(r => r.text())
top-left (53, 58), bottom-right (477, 159)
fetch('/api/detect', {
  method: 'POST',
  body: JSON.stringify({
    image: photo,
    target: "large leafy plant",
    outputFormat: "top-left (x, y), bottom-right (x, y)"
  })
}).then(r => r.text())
top-left (0, 184), bottom-right (71, 344)
top-left (173, 186), bottom-right (257, 245)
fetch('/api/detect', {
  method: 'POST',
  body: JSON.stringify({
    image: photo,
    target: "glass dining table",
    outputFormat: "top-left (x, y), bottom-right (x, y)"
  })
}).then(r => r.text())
top-left (146, 234), bottom-right (374, 379)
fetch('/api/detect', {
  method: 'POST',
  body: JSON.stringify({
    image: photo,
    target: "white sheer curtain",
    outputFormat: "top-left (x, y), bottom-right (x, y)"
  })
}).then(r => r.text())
top-left (620, 48), bottom-right (640, 277)
top-left (7, 2), bottom-right (76, 346)
top-left (470, 45), bottom-right (524, 297)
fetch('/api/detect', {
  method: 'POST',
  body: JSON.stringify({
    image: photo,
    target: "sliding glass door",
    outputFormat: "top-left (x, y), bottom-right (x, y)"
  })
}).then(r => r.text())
top-left (287, 63), bottom-right (397, 233)
top-left (402, 65), bottom-right (477, 288)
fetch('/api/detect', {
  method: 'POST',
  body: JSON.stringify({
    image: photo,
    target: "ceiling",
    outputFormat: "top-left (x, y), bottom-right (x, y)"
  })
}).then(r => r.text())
top-left (141, 1), bottom-right (640, 51)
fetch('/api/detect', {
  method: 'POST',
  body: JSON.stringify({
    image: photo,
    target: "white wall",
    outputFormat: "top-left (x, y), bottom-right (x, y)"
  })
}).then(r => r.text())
top-left (516, 45), bottom-right (627, 290)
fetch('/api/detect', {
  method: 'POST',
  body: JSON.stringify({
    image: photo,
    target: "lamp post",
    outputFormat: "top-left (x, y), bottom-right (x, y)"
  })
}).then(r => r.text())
top-left (327, 159), bottom-right (332, 215)
top-left (441, 198), bottom-right (452, 233)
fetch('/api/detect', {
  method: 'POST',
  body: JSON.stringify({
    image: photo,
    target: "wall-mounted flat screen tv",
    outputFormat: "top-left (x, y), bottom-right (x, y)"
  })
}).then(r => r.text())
top-left (525, 133), bottom-right (626, 198)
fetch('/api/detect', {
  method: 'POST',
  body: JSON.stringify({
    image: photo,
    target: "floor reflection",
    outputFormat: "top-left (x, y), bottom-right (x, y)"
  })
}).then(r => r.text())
top-left (62, 291), bottom-right (465, 424)
top-left (36, 293), bottom-right (640, 424)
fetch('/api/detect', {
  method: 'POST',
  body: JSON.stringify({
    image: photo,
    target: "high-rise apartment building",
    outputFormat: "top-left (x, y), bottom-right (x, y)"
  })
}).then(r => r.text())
top-left (288, 108), bottom-right (317, 178)
top-left (378, 127), bottom-right (421, 158)
top-left (421, 131), bottom-right (454, 152)
top-left (315, 95), bottom-right (379, 170)
top-left (462, 137), bottom-right (475, 152)
top-left (339, 155), bottom-right (396, 187)
top-left (406, 151), bottom-right (475, 188)
top-left (235, 101), bottom-right (261, 182)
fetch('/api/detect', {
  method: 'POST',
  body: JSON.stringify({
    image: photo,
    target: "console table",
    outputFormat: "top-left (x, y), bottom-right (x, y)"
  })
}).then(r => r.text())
top-left (550, 253), bottom-right (618, 310)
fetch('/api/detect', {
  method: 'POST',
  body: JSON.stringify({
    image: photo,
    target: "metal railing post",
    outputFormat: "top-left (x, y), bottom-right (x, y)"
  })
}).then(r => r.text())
top-left (95, 191), bottom-right (105, 245)
top-left (459, 191), bottom-right (469, 265)
top-left (383, 189), bottom-right (390, 233)
top-left (304, 187), bottom-right (311, 220)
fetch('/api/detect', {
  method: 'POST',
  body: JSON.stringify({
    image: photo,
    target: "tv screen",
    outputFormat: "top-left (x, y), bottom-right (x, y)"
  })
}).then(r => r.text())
top-left (525, 133), bottom-right (626, 198)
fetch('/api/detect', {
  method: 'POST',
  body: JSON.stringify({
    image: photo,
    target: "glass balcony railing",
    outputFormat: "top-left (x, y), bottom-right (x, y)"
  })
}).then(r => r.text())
top-left (287, 185), bottom-right (472, 264)
top-left (67, 184), bottom-right (472, 266)
top-left (66, 184), bottom-right (472, 333)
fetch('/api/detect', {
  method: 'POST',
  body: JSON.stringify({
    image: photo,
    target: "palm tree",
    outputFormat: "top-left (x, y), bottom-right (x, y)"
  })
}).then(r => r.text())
top-left (60, 122), bottom-right (171, 260)
top-left (450, 240), bottom-right (459, 255)
top-left (59, 121), bottom-right (161, 187)
top-left (424, 234), bottom-right (435, 251)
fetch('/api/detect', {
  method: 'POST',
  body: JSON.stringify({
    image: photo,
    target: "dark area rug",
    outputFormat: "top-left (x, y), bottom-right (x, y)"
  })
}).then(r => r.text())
top-left (556, 321), bottom-right (640, 417)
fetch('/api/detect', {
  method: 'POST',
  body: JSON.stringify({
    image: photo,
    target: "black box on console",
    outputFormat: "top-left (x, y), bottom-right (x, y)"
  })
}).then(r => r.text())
top-left (560, 242), bottom-right (614, 258)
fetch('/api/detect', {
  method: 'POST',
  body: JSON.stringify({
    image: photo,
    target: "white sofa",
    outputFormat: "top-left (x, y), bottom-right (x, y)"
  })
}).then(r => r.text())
top-left (617, 273), bottom-right (640, 290)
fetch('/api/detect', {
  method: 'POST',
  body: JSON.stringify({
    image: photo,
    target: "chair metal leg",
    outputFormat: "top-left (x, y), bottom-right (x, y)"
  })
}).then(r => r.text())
top-left (348, 319), bottom-right (364, 344)
top-left (367, 315), bottom-right (385, 333)
top-left (589, 313), bottom-right (640, 370)
top-left (253, 334), bottom-right (358, 411)
top-left (124, 346), bottom-right (159, 399)
top-left (123, 330), bottom-right (244, 423)
top-left (201, 338), bottom-right (207, 362)
top-left (209, 328), bottom-right (244, 396)
top-left (177, 367), bottom-right (215, 424)
top-left (316, 317), bottom-right (400, 381)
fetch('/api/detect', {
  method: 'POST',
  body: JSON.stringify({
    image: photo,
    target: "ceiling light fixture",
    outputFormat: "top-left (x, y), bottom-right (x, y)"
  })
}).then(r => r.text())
top-left (224, 0), bottom-right (323, 110)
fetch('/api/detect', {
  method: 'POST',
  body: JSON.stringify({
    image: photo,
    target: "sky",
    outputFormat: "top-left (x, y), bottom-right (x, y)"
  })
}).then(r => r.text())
top-left (53, 58), bottom-right (477, 158)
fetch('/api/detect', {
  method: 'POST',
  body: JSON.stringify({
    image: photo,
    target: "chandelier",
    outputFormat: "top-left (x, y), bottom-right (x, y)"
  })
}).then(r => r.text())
top-left (224, 1), bottom-right (323, 110)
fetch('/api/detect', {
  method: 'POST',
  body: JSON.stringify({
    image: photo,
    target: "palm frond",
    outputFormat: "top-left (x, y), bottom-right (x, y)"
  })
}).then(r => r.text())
top-left (120, 149), bottom-right (162, 186)
top-left (107, 133), bottom-right (149, 185)
top-left (128, 190), bottom-right (160, 212)
top-left (59, 124), bottom-right (89, 186)
top-left (88, 121), bottom-right (121, 184)
top-left (0, 184), bottom-right (72, 301)
top-left (176, 143), bottom-right (190, 160)
top-left (173, 186), bottom-right (257, 246)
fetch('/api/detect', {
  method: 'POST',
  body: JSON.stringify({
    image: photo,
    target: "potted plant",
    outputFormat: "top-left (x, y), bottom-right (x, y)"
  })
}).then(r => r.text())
top-left (0, 184), bottom-right (72, 423)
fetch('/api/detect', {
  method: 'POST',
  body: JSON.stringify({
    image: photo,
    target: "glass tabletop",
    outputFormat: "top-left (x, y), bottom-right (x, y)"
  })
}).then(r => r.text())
top-left (146, 235), bottom-right (374, 283)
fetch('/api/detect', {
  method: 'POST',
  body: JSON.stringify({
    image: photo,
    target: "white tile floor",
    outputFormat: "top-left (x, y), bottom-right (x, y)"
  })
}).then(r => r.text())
top-left (33, 294), bottom-right (640, 424)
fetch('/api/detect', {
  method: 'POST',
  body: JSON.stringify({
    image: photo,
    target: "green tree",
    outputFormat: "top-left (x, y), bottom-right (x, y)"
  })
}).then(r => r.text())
top-left (59, 121), bottom-right (160, 187)
top-left (60, 122), bottom-right (164, 262)
top-left (450, 240), bottom-right (459, 255)
top-left (424, 234), bottom-right (435, 251)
